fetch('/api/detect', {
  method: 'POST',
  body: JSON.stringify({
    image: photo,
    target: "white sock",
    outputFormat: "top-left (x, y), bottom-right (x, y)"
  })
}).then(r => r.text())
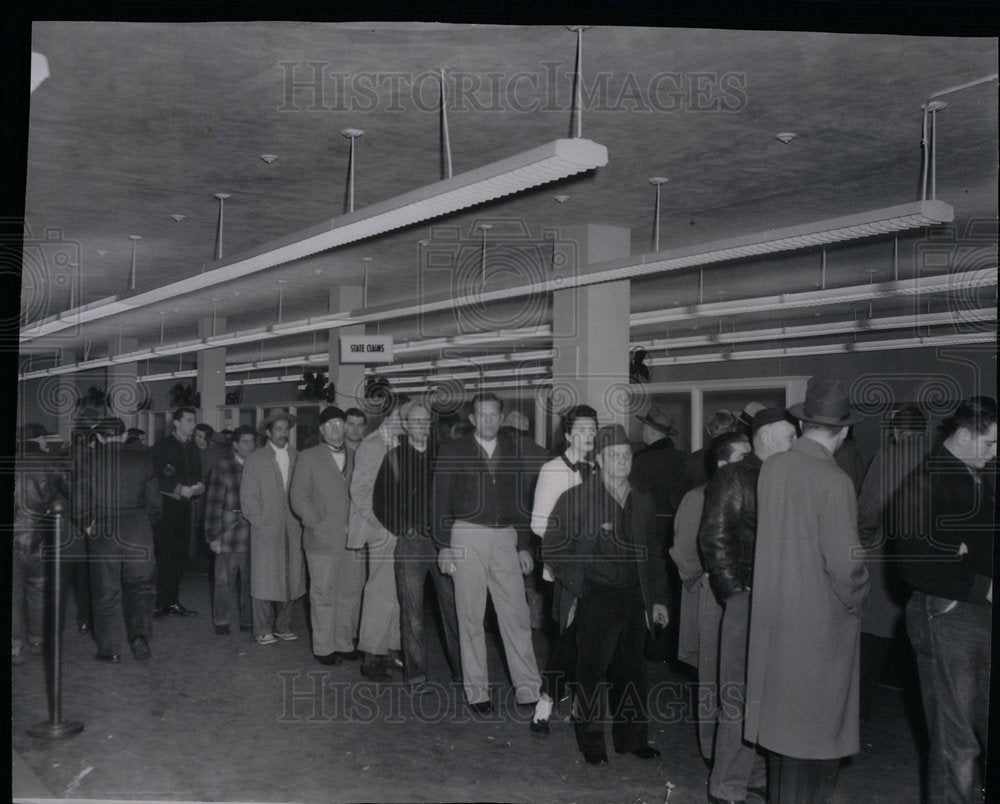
top-left (533, 694), bottom-right (553, 722)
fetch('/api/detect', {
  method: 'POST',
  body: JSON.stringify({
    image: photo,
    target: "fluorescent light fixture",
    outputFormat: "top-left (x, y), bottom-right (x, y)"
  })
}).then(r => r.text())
top-left (634, 308), bottom-right (996, 351)
top-left (630, 270), bottom-right (997, 328)
top-left (20, 139), bottom-right (607, 343)
top-left (648, 332), bottom-right (995, 366)
top-left (20, 204), bottom-right (971, 381)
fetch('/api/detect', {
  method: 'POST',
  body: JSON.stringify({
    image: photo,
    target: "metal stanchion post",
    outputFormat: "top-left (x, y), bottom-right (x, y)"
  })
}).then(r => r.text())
top-left (27, 498), bottom-right (84, 738)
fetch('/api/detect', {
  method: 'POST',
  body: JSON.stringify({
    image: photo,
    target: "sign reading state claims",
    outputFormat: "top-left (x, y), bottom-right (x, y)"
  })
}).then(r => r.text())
top-left (340, 335), bottom-right (394, 363)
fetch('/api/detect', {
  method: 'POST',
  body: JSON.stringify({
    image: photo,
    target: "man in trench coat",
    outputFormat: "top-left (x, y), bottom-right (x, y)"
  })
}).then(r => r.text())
top-left (240, 410), bottom-right (306, 644)
top-left (744, 379), bottom-right (869, 803)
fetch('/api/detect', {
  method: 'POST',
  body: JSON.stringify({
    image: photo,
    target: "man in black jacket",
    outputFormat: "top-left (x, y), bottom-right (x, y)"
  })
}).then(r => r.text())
top-left (374, 402), bottom-right (461, 693)
top-left (698, 408), bottom-right (796, 804)
top-left (433, 393), bottom-right (541, 713)
top-left (544, 424), bottom-right (669, 765)
top-left (896, 396), bottom-right (995, 804)
top-left (150, 407), bottom-right (203, 617)
top-left (83, 418), bottom-right (162, 662)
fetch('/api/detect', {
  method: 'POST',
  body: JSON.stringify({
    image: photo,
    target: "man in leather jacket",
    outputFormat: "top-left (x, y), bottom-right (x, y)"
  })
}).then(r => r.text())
top-left (698, 408), bottom-right (797, 804)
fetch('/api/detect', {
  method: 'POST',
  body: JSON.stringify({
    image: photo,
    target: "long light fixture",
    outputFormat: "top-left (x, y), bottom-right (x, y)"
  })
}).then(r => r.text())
top-left (21, 138), bottom-right (608, 343)
top-left (21, 204), bottom-right (974, 381)
top-left (633, 308), bottom-right (996, 351)
top-left (630, 269), bottom-right (996, 328)
top-left (648, 332), bottom-right (995, 366)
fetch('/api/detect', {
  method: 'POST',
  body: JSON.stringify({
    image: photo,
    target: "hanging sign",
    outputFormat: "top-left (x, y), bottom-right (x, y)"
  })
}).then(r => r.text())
top-left (340, 335), bottom-right (394, 363)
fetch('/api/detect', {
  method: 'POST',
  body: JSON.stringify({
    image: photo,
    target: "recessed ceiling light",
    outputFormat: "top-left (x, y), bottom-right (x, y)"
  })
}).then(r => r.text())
top-left (96, 250), bottom-right (107, 256)
top-left (313, 268), bottom-right (323, 274)
top-left (775, 132), bottom-right (798, 144)
top-left (170, 214), bottom-right (186, 223)
top-left (554, 195), bottom-right (570, 204)
top-left (648, 176), bottom-right (668, 185)
top-left (260, 154), bottom-right (279, 164)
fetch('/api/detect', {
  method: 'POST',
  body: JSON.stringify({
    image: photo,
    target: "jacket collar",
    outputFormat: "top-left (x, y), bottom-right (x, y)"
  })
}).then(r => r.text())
top-left (791, 435), bottom-right (836, 462)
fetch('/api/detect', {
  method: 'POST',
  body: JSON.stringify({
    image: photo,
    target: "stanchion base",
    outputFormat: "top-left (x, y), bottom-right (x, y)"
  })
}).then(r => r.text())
top-left (26, 720), bottom-right (84, 739)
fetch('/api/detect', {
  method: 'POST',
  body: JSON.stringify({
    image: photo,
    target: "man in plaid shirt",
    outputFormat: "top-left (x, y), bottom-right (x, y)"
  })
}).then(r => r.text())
top-left (204, 426), bottom-right (257, 635)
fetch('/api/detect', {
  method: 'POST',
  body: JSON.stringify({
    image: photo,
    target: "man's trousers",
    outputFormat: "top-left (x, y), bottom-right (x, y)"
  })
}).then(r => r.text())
top-left (305, 548), bottom-right (365, 656)
top-left (709, 590), bottom-right (766, 800)
top-left (573, 582), bottom-right (650, 757)
top-left (154, 497), bottom-right (192, 609)
top-left (394, 531), bottom-right (462, 684)
top-left (213, 550), bottom-right (252, 630)
top-left (449, 521), bottom-right (541, 705)
top-left (357, 531), bottom-right (400, 656)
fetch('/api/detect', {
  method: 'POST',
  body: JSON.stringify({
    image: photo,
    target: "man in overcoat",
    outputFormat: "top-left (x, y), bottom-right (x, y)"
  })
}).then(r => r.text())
top-left (240, 409), bottom-right (306, 644)
top-left (744, 379), bottom-right (869, 802)
top-left (544, 424), bottom-right (669, 765)
top-left (290, 406), bottom-right (363, 665)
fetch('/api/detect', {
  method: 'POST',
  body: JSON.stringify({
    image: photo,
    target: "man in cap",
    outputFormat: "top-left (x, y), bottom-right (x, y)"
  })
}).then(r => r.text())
top-left (125, 427), bottom-right (147, 450)
top-left (150, 407), bottom-right (204, 617)
top-left (81, 417), bottom-right (161, 662)
top-left (744, 379), bottom-right (869, 802)
top-left (698, 408), bottom-right (797, 803)
top-left (544, 424), bottom-right (669, 765)
top-left (895, 396), bottom-right (995, 803)
top-left (373, 401), bottom-right (462, 693)
top-left (290, 406), bottom-right (364, 664)
top-left (204, 425), bottom-right (257, 636)
top-left (434, 393), bottom-right (542, 713)
top-left (240, 409), bottom-right (306, 644)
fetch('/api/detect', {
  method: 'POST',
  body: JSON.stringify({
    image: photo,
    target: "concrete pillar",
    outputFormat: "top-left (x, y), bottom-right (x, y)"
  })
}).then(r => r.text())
top-left (197, 316), bottom-right (227, 430)
top-left (106, 337), bottom-right (141, 428)
top-left (551, 224), bottom-right (632, 428)
top-left (328, 286), bottom-right (365, 408)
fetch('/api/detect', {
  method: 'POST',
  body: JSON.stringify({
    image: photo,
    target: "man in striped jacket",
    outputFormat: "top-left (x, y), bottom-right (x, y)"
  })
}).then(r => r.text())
top-left (204, 426), bottom-right (257, 635)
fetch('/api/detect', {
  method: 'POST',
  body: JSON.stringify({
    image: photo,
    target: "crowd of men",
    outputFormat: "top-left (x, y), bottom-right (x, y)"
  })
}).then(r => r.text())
top-left (12, 382), bottom-right (995, 801)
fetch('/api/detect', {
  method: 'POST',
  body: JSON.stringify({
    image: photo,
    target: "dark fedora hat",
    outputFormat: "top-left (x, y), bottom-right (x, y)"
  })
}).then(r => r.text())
top-left (788, 378), bottom-right (863, 427)
top-left (636, 404), bottom-right (678, 437)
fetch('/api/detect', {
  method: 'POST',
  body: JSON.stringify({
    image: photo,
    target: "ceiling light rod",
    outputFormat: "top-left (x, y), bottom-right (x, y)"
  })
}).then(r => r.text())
top-left (647, 332), bottom-right (995, 366)
top-left (630, 268), bottom-right (997, 327)
top-left (20, 138), bottom-right (608, 344)
top-left (213, 193), bottom-right (231, 260)
top-left (342, 128), bottom-right (364, 213)
top-left (649, 177), bottom-right (668, 252)
top-left (127, 235), bottom-right (141, 291)
top-left (634, 308), bottom-right (995, 352)
top-left (361, 257), bottom-right (372, 307)
top-left (567, 26), bottom-right (591, 138)
top-left (440, 68), bottom-right (453, 179)
top-left (479, 223), bottom-right (492, 286)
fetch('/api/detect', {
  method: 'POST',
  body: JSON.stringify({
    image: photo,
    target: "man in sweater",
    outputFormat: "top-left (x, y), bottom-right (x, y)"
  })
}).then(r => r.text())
top-left (373, 402), bottom-right (461, 693)
top-left (433, 393), bottom-right (542, 713)
top-left (896, 396), bottom-right (995, 803)
top-left (698, 408), bottom-right (796, 803)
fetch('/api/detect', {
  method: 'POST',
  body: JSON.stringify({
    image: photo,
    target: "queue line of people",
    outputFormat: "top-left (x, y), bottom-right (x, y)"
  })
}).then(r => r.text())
top-left (12, 384), bottom-right (995, 799)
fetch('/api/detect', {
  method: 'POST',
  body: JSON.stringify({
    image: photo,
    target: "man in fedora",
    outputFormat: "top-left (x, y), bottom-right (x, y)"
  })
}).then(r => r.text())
top-left (744, 378), bottom-right (869, 803)
top-left (240, 409), bottom-right (306, 644)
top-left (631, 405), bottom-right (687, 664)
top-left (544, 424), bottom-right (669, 765)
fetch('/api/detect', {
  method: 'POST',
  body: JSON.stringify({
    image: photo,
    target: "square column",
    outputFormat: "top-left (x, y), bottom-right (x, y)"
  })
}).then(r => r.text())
top-left (197, 316), bottom-right (227, 429)
top-left (328, 286), bottom-right (365, 408)
top-left (551, 224), bottom-right (632, 427)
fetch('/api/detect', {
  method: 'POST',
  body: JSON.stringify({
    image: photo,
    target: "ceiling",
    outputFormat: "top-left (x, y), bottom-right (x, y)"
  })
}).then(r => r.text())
top-left (17, 21), bottom-right (998, 381)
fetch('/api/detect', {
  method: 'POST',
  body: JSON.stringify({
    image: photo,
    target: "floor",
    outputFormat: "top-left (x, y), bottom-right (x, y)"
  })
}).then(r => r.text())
top-left (12, 577), bottom-right (924, 803)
